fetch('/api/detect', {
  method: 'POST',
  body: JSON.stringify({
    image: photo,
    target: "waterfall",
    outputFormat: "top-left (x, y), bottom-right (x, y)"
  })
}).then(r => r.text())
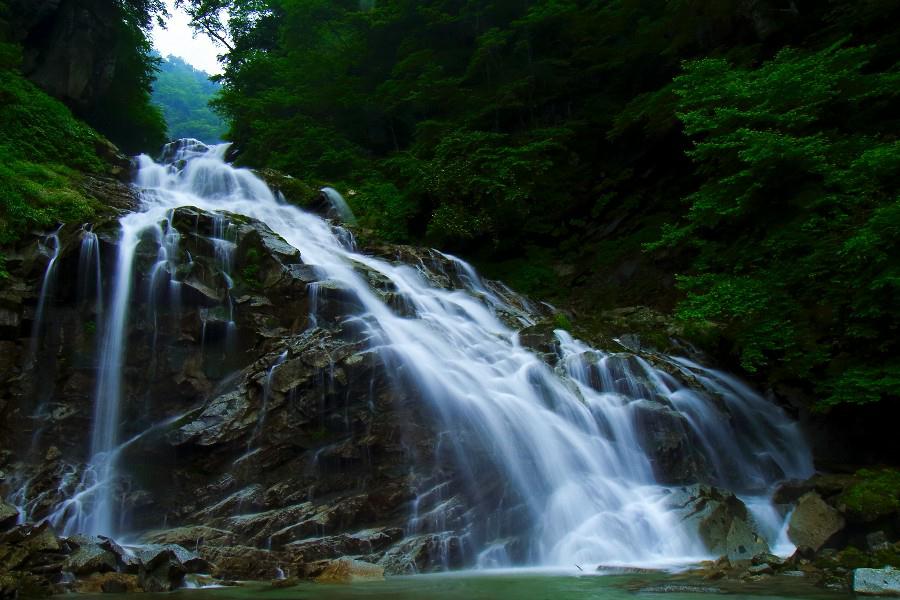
top-left (320, 186), bottom-right (357, 225)
top-left (59, 139), bottom-right (812, 562)
top-left (77, 224), bottom-right (103, 313)
top-left (27, 225), bottom-right (62, 364)
top-left (247, 350), bottom-right (289, 452)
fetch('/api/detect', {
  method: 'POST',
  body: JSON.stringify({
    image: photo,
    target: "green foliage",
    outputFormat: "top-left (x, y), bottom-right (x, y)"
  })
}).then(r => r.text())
top-left (346, 180), bottom-right (415, 242)
top-left (152, 55), bottom-right (227, 143)
top-left (415, 128), bottom-right (569, 246)
top-left (0, 70), bottom-right (102, 252)
top-left (476, 246), bottom-right (559, 298)
top-left (0, 71), bottom-right (106, 172)
top-left (660, 41), bottom-right (900, 407)
top-left (553, 312), bottom-right (573, 332)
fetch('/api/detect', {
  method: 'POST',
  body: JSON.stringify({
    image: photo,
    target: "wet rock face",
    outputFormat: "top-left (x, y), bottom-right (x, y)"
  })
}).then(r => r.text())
top-left (0, 203), bottom-right (465, 578)
top-left (0, 205), bottom-right (313, 525)
top-left (0, 505), bottom-right (16, 531)
top-left (630, 399), bottom-right (714, 485)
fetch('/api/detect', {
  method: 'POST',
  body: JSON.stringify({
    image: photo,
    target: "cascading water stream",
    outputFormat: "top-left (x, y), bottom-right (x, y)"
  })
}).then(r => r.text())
top-left (63, 139), bottom-right (813, 563)
top-left (77, 223), bottom-right (103, 314)
top-left (27, 225), bottom-right (63, 364)
top-left (245, 350), bottom-right (289, 455)
top-left (320, 186), bottom-right (357, 226)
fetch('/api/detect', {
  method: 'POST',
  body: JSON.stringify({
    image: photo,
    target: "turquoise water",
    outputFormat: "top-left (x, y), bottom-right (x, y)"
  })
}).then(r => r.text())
top-left (75, 572), bottom-right (848, 600)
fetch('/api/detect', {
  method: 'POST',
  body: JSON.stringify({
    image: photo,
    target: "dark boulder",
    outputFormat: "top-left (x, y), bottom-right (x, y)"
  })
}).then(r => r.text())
top-left (134, 546), bottom-right (197, 592)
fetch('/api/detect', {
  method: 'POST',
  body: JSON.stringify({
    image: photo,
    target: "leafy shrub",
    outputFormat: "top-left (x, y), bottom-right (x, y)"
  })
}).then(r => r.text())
top-left (656, 42), bottom-right (900, 407)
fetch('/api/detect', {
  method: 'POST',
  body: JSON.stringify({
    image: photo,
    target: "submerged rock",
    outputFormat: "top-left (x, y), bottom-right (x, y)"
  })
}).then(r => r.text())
top-left (596, 565), bottom-right (661, 574)
top-left (639, 583), bottom-right (723, 594)
top-left (314, 558), bottom-right (384, 583)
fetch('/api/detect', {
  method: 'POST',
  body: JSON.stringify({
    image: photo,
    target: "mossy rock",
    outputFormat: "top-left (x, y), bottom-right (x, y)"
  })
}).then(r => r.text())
top-left (254, 169), bottom-right (319, 208)
top-left (568, 306), bottom-right (685, 356)
top-left (821, 544), bottom-right (900, 570)
top-left (0, 572), bottom-right (51, 598)
top-left (839, 469), bottom-right (900, 522)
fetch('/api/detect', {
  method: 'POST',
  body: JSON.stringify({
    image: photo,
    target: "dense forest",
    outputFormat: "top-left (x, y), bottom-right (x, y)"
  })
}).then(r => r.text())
top-left (152, 55), bottom-right (226, 143)
top-left (170, 0), bottom-right (900, 414)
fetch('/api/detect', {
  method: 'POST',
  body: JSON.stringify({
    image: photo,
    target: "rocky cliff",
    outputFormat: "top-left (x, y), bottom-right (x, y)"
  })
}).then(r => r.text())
top-left (6, 0), bottom-right (123, 110)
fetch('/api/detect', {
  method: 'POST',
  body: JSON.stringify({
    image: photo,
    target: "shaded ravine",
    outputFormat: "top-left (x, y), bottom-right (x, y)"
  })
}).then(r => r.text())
top-left (37, 139), bottom-right (812, 568)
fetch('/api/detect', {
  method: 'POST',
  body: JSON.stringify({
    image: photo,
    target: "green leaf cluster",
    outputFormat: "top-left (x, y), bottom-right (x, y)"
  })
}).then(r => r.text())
top-left (0, 0), bottom-right (169, 271)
